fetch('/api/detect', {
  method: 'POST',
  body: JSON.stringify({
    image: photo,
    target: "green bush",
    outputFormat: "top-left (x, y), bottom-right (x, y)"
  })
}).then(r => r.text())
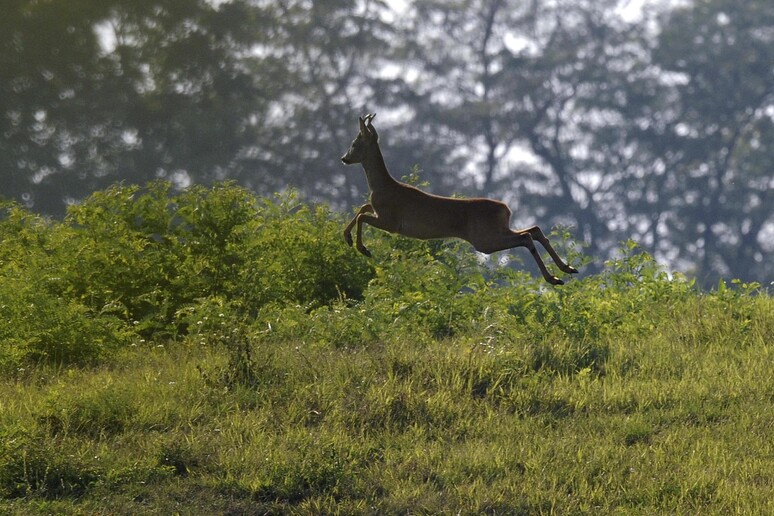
top-left (234, 196), bottom-right (374, 312)
top-left (61, 182), bottom-right (184, 337)
top-left (3, 181), bottom-right (768, 381)
top-left (0, 202), bottom-right (131, 372)
top-left (0, 275), bottom-right (128, 374)
top-left (1, 183), bottom-right (378, 372)
top-left (60, 183), bottom-right (374, 337)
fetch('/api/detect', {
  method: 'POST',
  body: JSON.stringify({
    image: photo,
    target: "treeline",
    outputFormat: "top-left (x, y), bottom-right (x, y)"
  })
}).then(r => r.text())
top-left (2, 0), bottom-right (773, 287)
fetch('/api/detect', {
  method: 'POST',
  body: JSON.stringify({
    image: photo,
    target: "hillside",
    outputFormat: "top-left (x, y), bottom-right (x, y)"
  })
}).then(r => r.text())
top-left (1, 183), bottom-right (772, 514)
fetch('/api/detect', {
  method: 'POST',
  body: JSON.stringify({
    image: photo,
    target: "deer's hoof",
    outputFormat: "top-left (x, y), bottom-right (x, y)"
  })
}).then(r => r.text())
top-left (564, 265), bottom-right (579, 274)
top-left (549, 276), bottom-right (564, 286)
top-left (358, 247), bottom-right (372, 258)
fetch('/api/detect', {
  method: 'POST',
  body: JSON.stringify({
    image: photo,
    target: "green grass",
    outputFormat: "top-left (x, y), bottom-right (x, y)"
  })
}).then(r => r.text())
top-left (1, 183), bottom-right (773, 513)
top-left (1, 292), bottom-right (772, 514)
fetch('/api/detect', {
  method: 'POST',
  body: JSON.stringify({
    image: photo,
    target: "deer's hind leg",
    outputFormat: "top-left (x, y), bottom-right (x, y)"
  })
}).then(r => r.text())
top-left (518, 226), bottom-right (578, 274)
top-left (470, 231), bottom-right (564, 285)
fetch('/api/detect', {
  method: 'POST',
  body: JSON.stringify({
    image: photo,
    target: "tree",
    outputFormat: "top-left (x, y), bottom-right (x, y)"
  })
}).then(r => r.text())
top-left (640, 0), bottom-right (774, 285)
top-left (1, 0), bottom-right (265, 216)
top-left (496, 0), bottom-right (650, 263)
top-left (388, 0), bottom-right (650, 269)
top-left (234, 0), bottom-right (396, 211)
top-left (383, 0), bottom-right (529, 198)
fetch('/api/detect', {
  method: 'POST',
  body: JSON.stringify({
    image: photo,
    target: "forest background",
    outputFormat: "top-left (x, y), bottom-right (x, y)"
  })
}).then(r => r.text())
top-left (2, 0), bottom-right (773, 287)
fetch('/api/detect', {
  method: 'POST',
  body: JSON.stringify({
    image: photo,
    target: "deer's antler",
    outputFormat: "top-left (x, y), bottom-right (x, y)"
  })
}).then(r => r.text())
top-left (363, 113), bottom-right (377, 139)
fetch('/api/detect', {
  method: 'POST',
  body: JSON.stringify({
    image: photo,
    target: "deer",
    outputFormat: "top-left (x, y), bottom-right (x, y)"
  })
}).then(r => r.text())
top-left (340, 113), bottom-right (579, 285)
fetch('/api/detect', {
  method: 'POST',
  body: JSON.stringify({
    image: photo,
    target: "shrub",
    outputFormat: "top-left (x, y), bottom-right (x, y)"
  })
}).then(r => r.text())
top-left (60, 184), bottom-right (374, 337)
top-left (0, 201), bottom-right (131, 373)
top-left (9, 180), bottom-right (765, 382)
top-left (0, 275), bottom-right (128, 374)
top-left (234, 195), bottom-right (374, 312)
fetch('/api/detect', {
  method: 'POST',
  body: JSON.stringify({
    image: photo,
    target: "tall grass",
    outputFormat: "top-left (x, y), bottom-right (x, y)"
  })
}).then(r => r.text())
top-left (0, 183), bottom-right (772, 513)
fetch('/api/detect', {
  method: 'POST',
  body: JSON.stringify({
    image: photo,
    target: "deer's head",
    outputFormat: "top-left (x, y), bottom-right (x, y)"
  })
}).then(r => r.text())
top-left (341, 113), bottom-right (378, 165)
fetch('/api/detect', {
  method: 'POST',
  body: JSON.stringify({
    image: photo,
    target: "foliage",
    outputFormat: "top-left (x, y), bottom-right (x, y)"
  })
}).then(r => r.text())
top-left (1, 0), bottom-right (264, 215)
top-left (1, 184), bottom-right (773, 513)
top-left (0, 183), bottom-right (373, 370)
top-left (0, 426), bottom-right (99, 499)
top-left (0, 202), bottom-right (130, 374)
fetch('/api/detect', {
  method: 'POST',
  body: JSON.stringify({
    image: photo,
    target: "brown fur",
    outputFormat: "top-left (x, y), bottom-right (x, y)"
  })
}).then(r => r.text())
top-left (341, 114), bottom-right (578, 285)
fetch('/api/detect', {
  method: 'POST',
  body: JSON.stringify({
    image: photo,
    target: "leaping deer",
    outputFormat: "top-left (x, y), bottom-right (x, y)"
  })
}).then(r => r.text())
top-left (340, 114), bottom-right (578, 285)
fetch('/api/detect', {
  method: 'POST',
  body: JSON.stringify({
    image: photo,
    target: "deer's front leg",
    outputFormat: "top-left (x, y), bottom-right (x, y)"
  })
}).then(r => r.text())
top-left (344, 203), bottom-right (373, 247)
top-left (355, 212), bottom-right (396, 257)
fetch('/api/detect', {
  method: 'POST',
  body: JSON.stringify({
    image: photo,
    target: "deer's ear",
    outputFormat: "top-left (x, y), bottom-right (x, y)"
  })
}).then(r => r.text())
top-left (358, 116), bottom-right (368, 136)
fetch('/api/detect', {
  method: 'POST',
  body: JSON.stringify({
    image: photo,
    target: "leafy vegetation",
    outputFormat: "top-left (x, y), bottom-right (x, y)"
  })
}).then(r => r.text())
top-left (1, 183), bottom-right (772, 513)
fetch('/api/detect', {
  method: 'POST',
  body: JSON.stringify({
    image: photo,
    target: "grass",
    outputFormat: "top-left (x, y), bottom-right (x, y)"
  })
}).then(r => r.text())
top-left (1, 185), bottom-right (772, 513)
top-left (1, 292), bottom-right (772, 514)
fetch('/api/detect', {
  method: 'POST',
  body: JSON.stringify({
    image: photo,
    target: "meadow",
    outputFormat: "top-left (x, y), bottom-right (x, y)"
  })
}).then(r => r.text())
top-left (1, 182), bottom-right (772, 514)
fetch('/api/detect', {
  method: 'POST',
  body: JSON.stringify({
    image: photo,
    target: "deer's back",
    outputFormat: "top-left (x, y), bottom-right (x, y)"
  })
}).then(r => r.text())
top-left (371, 183), bottom-right (511, 241)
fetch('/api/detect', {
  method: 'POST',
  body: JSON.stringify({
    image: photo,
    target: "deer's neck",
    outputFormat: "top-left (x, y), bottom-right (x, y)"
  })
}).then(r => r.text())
top-left (362, 145), bottom-right (398, 192)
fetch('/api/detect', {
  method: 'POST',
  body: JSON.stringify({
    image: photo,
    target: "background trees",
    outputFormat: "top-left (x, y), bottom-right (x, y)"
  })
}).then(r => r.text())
top-left (2, 0), bottom-right (772, 286)
top-left (2, 0), bottom-right (266, 215)
top-left (644, 0), bottom-right (774, 284)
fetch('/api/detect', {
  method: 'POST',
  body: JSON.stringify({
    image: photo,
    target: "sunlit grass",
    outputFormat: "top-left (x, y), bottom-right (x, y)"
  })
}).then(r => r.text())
top-left (1, 186), bottom-right (772, 513)
top-left (1, 290), bottom-right (773, 514)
